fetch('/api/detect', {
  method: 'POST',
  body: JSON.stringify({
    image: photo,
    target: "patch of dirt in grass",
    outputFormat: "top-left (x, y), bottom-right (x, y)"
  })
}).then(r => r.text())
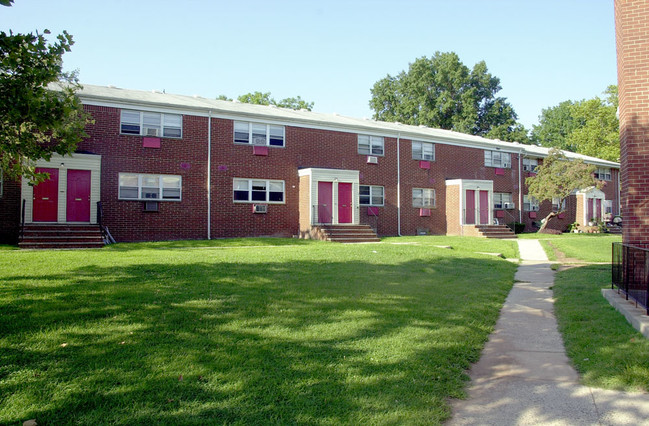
top-left (546, 241), bottom-right (585, 272)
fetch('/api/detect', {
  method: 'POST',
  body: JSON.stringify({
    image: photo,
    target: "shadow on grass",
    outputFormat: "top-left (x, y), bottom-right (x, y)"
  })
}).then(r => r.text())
top-left (1, 254), bottom-right (515, 424)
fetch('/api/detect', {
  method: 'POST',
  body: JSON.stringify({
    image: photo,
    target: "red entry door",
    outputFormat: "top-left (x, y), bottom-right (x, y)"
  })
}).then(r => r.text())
top-left (33, 168), bottom-right (59, 222)
top-left (338, 183), bottom-right (352, 224)
top-left (67, 169), bottom-right (91, 222)
top-left (479, 190), bottom-right (489, 224)
top-left (587, 198), bottom-right (594, 221)
top-left (465, 190), bottom-right (475, 224)
top-left (595, 199), bottom-right (602, 221)
top-left (318, 181), bottom-right (333, 224)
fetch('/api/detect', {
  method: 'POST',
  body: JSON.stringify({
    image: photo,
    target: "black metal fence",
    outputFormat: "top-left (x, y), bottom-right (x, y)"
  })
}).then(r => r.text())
top-left (612, 242), bottom-right (649, 315)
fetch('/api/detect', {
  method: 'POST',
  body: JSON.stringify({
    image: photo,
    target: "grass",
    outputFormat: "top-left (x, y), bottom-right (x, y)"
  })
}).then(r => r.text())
top-left (519, 232), bottom-right (621, 263)
top-left (553, 265), bottom-right (649, 391)
top-left (0, 236), bottom-right (517, 425)
top-left (521, 231), bottom-right (649, 392)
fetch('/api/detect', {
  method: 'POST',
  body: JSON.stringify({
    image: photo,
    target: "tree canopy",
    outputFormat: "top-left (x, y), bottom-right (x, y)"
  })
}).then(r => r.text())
top-left (526, 148), bottom-right (599, 231)
top-left (369, 52), bottom-right (529, 143)
top-left (217, 91), bottom-right (314, 111)
top-left (0, 29), bottom-right (91, 183)
top-left (531, 86), bottom-right (619, 162)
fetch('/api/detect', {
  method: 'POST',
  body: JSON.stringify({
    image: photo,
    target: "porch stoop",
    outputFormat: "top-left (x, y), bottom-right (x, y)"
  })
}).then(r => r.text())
top-left (474, 224), bottom-right (517, 239)
top-left (19, 224), bottom-right (105, 249)
top-left (314, 224), bottom-right (381, 243)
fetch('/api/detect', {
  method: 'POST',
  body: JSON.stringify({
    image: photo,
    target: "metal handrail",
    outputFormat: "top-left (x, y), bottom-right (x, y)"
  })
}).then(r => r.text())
top-left (612, 242), bottom-right (649, 315)
top-left (19, 199), bottom-right (26, 242)
top-left (97, 201), bottom-right (115, 244)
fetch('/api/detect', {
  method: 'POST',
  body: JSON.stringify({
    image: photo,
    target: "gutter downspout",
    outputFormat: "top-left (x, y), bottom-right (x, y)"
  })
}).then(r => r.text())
top-left (397, 132), bottom-right (402, 236)
top-left (207, 110), bottom-right (212, 240)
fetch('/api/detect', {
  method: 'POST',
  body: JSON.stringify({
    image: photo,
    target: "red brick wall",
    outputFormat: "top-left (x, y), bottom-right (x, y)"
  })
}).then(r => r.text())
top-left (79, 105), bottom-right (209, 242)
top-left (616, 0), bottom-right (649, 247)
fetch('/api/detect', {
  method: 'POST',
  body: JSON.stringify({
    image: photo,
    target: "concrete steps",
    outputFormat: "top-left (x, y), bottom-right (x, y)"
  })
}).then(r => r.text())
top-left (475, 224), bottom-right (517, 239)
top-left (316, 224), bottom-right (381, 243)
top-left (19, 224), bottom-right (105, 249)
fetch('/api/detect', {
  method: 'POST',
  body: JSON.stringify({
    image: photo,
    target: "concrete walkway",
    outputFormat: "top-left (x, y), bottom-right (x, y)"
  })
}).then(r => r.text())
top-left (447, 239), bottom-right (649, 425)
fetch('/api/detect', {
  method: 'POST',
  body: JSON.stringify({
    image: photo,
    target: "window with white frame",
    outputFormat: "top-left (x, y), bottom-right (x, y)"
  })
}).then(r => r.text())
top-left (412, 141), bottom-right (435, 161)
top-left (359, 185), bottom-right (384, 206)
top-left (523, 195), bottom-right (540, 211)
top-left (594, 167), bottom-right (611, 181)
top-left (604, 200), bottom-right (613, 215)
top-left (552, 197), bottom-right (566, 212)
top-left (523, 158), bottom-right (538, 172)
top-left (494, 193), bottom-right (513, 209)
top-left (358, 135), bottom-right (384, 156)
top-left (484, 150), bottom-right (511, 168)
top-left (234, 121), bottom-right (285, 147)
top-left (120, 110), bottom-right (182, 138)
top-left (233, 178), bottom-right (285, 203)
top-left (119, 173), bottom-right (182, 201)
top-left (412, 188), bottom-right (435, 208)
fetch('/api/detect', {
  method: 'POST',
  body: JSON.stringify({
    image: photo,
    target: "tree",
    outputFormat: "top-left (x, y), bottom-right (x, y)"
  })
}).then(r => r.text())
top-left (526, 148), bottom-right (600, 232)
top-left (0, 29), bottom-right (91, 183)
top-left (232, 91), bottom-right (314, 111)
top-left (531, 86), bottom-right (619, 162)
top-left (369, 52), bottom-right (530, 143)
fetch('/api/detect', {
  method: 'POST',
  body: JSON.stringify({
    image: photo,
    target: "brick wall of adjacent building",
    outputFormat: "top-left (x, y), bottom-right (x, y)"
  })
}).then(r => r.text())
top-left (616, 0), bottom-right (649, 247)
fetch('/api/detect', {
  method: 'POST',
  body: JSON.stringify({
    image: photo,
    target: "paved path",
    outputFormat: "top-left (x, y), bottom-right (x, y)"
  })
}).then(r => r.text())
top-left (447, 239), bottom-right (649, 425)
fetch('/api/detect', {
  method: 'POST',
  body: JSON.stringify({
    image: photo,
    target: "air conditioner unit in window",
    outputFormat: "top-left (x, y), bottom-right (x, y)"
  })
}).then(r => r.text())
top-left (502, 163), bottom-right (511, 168)
top-left (532, 205), bottom-right (540, 212)
top-left (144, 127), bottom-right (159, 137)
top-left (367, 156), bottom-right (378, 164)
top-left (253, 204), bottom-right (268, 214)
top-left (143, 201), bottom-right (159, 212)
top-left (503, 202), bottom-right (515, 209)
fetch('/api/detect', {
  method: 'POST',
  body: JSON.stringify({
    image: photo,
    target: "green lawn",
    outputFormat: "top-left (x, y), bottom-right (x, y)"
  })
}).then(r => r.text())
top-left (522, 232), bottom-right (649, 392)
top-left (519, 233), bottom-right (621, 262)
top-left (0, 236), bottom-right (517, 425)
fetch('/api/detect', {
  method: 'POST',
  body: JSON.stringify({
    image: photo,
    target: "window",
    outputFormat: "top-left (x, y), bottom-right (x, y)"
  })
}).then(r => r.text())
top-left (118, 173), bottom-right (182, 201)
top-left (604, 200), bottom-right (613, 215)
top-left (523, 158), bottom-right (538, 172)
top-left (594, 167), bottom-right (611, 181)
top-left (412, 141), bottom-right (435, 161)
top-left (233, 178), bottom-right (285, 203)
top-left (120, 110), bottom-right (182, 138)
top-left (552, 197), bottom-right (566, 212)
top-left (494, 193), bottom-right (513, 209)
top-left (359, 185), bottom-right (384, 206)
top-left (358, 135), bottom-right (384, 156)
top-left (412, 188), bottom-right (435, 208)
top-left (234, 121), bottom-right (285, 147)
top-left (523, 195), bottom-right (540, 211)
top-left (484, 150), bottom-right (511, 168)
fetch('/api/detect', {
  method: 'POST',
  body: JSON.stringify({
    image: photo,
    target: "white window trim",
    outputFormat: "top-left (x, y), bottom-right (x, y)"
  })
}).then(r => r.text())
top-left (359, 185), bottom-right (385, 206)
top-left (358, 135), bottom-right (385, 156)
top-left (412, 188), bottom-right (436, 208)
top-left (522, 158), bottom-right (538, 172)
top-left (552, 197), bottom-right (566, 212)
top-left (234, 121), bottom-right (285, 147)
top-left (412, 141), bottom-right (435, 161)
top-left (493, 192), bottom-right (513, 209)
top-left (120, 110), bottom-right (183, 138)
top-left (484, 150), bottom-right (512, 168)
top-left (118, 173), bottom-right (182, 201)
top-left (523, 195), bottom-right (540, 211)
top-left (232, 178), bottom-right (286, 204)
top-left (595, 167), bottom-right (612, 181)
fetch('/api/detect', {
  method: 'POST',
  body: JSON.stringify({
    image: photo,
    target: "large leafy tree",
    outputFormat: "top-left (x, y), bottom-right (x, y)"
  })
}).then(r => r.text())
top-left (218, 91), bottom-right (314, 111)
top-left (532, 86), bottom-right (619, 162)
top-left (369, 52), bottom-right (529, 143)
top-left (0, 29), bottom-right (91, 183)
top-left (526, 148), bottom-right (599, 232)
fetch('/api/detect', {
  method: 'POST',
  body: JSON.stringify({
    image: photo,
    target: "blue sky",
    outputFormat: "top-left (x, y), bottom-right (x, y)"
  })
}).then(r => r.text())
top-left (2, 0), bottom-right (616, 130)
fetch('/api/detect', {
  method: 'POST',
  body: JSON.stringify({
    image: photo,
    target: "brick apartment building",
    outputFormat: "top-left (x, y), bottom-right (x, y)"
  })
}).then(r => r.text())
top-left (0, 84), bottom-right (621, 244)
